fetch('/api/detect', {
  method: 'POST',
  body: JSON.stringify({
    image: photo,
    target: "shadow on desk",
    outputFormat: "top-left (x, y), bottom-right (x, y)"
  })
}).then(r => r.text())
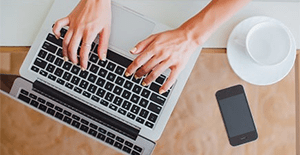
top-left (0, 47), bottom-right (299, 155)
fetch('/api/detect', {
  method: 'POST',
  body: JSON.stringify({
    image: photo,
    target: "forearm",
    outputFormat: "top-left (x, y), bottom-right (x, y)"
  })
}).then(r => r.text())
top-left (180, 0), bottom-right (251, 46)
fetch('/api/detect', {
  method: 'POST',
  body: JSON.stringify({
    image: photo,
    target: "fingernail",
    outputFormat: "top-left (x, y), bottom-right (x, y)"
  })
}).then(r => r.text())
top-left (125, 72), bottom-right (131, 77)
top-left (142, 81), bottom-right (147, 86)
top-left (134, 75), bottom-right (141, 80)
top-left (159, 89), bottom-right (166, 94)
top-left (130, 47), bottom-right (137, 54)
top-left (80, 66), bottom-right (86, 71)
top-left (63, 56), bottom-right (69, 61)
top-left (101, 53), bottom-right (106, 61)
top-left (72, 61), bottom-right (78, 65)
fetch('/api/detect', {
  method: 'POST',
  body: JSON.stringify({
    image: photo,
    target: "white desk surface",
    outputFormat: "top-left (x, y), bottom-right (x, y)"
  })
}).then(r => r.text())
top-left (1, 0), bottom-right (299, 48)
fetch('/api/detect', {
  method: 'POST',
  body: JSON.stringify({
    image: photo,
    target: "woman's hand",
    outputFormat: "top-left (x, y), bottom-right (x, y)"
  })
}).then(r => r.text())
top-left (52, 0), bottom-right (111, 70)
top-left (125, 27), bottom-right (199, 94)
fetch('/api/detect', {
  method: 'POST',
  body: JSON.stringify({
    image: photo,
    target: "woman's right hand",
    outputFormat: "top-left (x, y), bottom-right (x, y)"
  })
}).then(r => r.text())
top-left (52, 0), bottom-right (111, 70)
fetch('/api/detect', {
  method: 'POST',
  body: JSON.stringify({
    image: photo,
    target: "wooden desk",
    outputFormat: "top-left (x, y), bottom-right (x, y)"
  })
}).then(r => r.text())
top-left (0, 47), bottom-right (299, 155)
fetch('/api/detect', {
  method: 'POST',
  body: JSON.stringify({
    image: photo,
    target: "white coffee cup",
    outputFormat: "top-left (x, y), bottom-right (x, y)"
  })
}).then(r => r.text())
top-left (236, 21), bottom-right (291, 66)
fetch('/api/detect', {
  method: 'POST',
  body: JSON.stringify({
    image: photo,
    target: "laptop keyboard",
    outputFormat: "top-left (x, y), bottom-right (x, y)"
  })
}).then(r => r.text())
top-left (18, 88), bottom-right (143, 155)
top-left (30, 27), bottom-right (171, 129)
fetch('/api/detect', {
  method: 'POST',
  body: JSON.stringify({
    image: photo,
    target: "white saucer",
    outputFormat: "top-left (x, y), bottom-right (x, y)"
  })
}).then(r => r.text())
top-left (227, 16), bottom-right (296, 86)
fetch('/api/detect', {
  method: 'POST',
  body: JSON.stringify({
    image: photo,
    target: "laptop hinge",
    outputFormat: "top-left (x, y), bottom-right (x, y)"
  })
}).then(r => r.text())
top-left (32, 80), bottom-right (139, 140)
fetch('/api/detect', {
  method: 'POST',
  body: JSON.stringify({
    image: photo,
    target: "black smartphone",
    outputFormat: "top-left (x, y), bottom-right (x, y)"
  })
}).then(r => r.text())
top-left (215, 84), bottom-right (258, 146)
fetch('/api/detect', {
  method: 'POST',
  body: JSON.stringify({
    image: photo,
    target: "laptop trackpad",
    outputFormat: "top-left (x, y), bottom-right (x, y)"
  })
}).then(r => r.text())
top-left (109, 4), bottom-right (155, 52)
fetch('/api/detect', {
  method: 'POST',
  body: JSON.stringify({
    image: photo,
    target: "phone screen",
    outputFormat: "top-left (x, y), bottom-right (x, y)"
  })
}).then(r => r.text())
top-left (218, 93), bottom-right (255, 138)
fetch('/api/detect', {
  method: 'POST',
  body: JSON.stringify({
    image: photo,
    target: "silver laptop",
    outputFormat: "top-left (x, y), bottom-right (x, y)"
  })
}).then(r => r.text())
top-left (0, 0), bottom-right (201, 154)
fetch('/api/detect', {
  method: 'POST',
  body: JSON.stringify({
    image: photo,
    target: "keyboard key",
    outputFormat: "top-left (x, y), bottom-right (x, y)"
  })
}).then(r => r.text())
top-left (125, 141), bottom-right (133, 148)
top-left (145, 121), bottom-right (154, 129)
top-left (116, 136), bottom-right (124, 143)
top-left (127, 113), bottom-right (135, 120)
top-left (132, 77), bottom-right (141, 84)
top-left (130, 105), bottom-right (140, 114)
top-left (132, 85), bottom-right (142, 94)
top-left (80, 124), bottom-right (89, 132)
top-left (136, 117), bottom-right (144, 124)
top-left (115, 66), bottom-right (125, 75)
top-left (132, 151), bottom-right (141, 155)
top-left (155, 75), bottom-right (165, 85)
top-left (91, 95), bottom-right (100, 102)
top-left (97, 133), bottom-right (106, 141)
top-left (46, 33), bottom-right (62, 47)
top-left (39, 70), bottom-right (48, 77)
top-left (130, 94), bottom-right (140, 104)
top-left (114, 96), bottom-right (123, 106)
top-left (109, 104), bottom-right (117, 111)
top-left (148, 113), bottom-right (158, 123)
top-left (72, 115), bottom-right (80, 121)
top-left (46, 64), bottom-right (56, 73)
top-left (34, 58), bottom-right (47, 69)
top-left (134, 146), bottom-right (143, 152)
top-left (107, 72), bottom-right (116, 82)
top-left (54, 112), bottom-right (64, 120)
top-left (74, 87), bottom-right (82, 94)
top-left (87, 84), bottom-right (97, 93)
top-left (89, 54), bottom-right (98, 63)
top-left (118, 108), bottom-right (126, 115)
top-left (88, 129), bottom-right (97, 137)
top-left (42, 41), bottom-right (57, 54)
top-left (96, 88), bottom-right (105, 98)
top-left (98, 59), bottom-right (107, 67)
top-left (150, 93), bottom-right (166, 106)
top-left (98, 68), bottom-right (108, 78)
top-left (105, 137), bottom-right (114, 145)
top-left (113, 86), bottom-right (123, 95)
top-left (46, 102), bottom-right (54, 108)
top-left (63, 116), bottom-right (72, 124)
top-left (100, 99), bottom-right (109, 106)
top-left (29, 93), bottom-right (37, 99)
top-left (20, 89), bottom-right (29, 96)
top-left (89, 64), bottom-right (99, 74)
top-left (121, 90), bottom-right (131, 100)
top-left (107, 50), bottom-right (132, 68)
top-left (148, 103), bottom-right (162, 114)
top-left (48, 74), bottom-right (56, 81)
top-left (37, 97), bottom-right (46, 104)
top-left (31, 65), bottom-right (39, 73)
top-left (122, 101), bottom-right (132, 110)
top-left (71, 65), bottom-right (80, 75)
top-left (71, 76), bottom-right (80, 85)
top-left (56, 78), bottom-right (65, 85)
top-left (96, 77), bottom-right (105, 87)
top-left (114, 142), bottom-right (123, 150)
top-left (79, 70), bottom-right (89, 79)
top-left (105, 92), bottom-right (114, 102)
top-left (98, 127), bottom-right (107, 134)
top-left (150, 82), bottom-right (160, 94)
top-left (104, 82), bottom-right (114, 91)
top-left (87, 73), bottom-right (97, 83)
top-left (46, 53), bottom-right (55, 63)
top-left (38, 49), bottom-right (47, 58)
top-left (83, 91), bottom-right (91, 98)
top-left (46, 108), bottom-right (55, 116)
top-left (62, 61), bottom-right (72, 71)
top-left (62, 72), bottom-right (72, 81)
top-left (71, 120), bottom-right (80, 128)
top-left (65, 82), bottom-right (74, 89)
top-left (18, 94), bottom-right (30, 103)
top-left (54, 68), bottom-right (64, 77)
top-left (115, 76), bottom-right (125, 86)
top-left (122, 146), bottom-right (131, 154)
top-left (141, 89), bottom-right (150, 98)
top-left (56, 48), bottom-right (63, 57)
top-left (54, 57), bottom-right (64, 67)
top-left (106, 62), bottom-right (116, 71)
top-left (54, 106), bottom-right (63, 112)
top-left (124, 81), bottom-right (133, 90)
top-left (107, 132), bottom-right (115, 139)
top-left (139, 98), bottom-right (149, 108)
top-left (63, 110), bottom-right (71, 116)
top-left (139, 109), bottom-right (149, 119)
top-left (60, 28), bottom-right (67, 38)
top-left (81, 119), bottom-right (89, 125)
top-left (79, 80), bottom-right (88, 89)
top-left (89, 123), bottom-right (98, 130)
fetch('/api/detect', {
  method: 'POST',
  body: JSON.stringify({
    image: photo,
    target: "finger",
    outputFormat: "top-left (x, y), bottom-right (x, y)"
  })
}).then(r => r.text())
top-left (80, 29), bottom-right (98, 70)
top-left (98, 26), bottom-right (110, 61)
top-left (67, 30), bottom-right (83, 64)
top-left (130, 35), bottom-right (156, 54)
top-left (53, 17), bottom-right (69, 39)
top-left (134, 53), bottom-right (167, 79)
top-left (142, 60), bottom-right (170, 88)
top-left (125, 48), bottom-right (154, 77)
top-left (159, 65), bottom-right (182, 94)
top-left (62, 29), bottom-right (73, 61)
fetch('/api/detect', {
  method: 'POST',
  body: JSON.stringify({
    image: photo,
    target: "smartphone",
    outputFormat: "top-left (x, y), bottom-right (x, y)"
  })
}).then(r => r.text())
top-left (215, 84), bottom-right (258, 146)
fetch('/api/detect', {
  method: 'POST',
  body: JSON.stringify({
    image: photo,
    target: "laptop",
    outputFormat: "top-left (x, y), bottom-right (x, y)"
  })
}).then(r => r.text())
top-left (0, 0), bottom-right (201, 154)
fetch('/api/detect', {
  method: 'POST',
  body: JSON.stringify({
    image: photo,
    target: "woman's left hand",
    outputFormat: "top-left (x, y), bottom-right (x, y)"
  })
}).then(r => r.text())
top-left (125, 27), bottom-right (199, 94)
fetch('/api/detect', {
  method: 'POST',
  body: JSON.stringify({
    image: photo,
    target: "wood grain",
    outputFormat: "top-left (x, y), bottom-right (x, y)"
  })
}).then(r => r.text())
top-left (0, 47), bottom-right (299, 155)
